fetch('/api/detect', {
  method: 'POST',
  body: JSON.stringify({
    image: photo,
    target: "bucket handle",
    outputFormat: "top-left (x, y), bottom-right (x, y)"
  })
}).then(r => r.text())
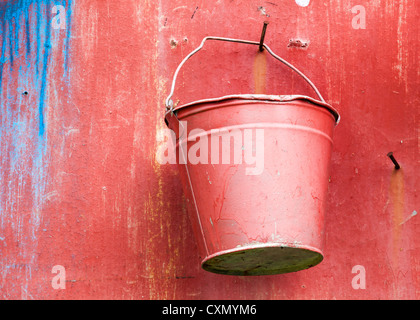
top-left (165, 36), bottom-right (326, 111)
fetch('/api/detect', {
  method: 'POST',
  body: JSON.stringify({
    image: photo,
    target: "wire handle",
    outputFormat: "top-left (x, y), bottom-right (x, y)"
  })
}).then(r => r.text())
top-left (165, 36), bottom-right (326, 111)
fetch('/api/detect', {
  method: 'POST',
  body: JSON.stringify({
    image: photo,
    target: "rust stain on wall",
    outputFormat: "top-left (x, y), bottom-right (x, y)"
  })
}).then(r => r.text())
top-left (253, 51), bottom-right (267, 94)
top-left (389, 169), bottom-right (404, 297)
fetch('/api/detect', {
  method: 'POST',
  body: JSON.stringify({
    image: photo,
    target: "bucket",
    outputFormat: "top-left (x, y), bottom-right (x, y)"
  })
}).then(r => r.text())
top-left (165, 37), bottom-right (340, 276)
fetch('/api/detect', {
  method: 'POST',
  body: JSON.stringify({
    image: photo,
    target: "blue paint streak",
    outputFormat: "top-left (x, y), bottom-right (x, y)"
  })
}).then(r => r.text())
top-left (0, 0), bottom-right (73, 136)
top-left (0, 0), bottom-right (73, 226)
top-left (64, 0), bottom-right (72, 75)
top-left (8, 18), bottom-right (14, 67)
top-left (25, 6), bottom-right (31, 57)
top-left (0, 21), bottom-right (5, 85)
top-left (38, 3), bottom-right (52, 137)
top-left (35, 1), bottom-right (41, 77)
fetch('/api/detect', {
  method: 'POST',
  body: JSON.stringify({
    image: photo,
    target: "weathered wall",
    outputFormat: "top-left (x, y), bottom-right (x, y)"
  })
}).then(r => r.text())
top-left (0, 0), bottom-right (418, 299)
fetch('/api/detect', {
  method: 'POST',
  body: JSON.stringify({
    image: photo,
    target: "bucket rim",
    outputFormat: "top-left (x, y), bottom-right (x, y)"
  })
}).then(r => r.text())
top-left (169, 94), bottom-right (340, 124)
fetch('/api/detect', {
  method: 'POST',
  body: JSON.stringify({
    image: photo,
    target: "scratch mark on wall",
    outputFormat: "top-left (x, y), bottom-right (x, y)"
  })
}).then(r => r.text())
top-left (191, 6), bottom-right (198, 19)
top-left (400, 210), bottom-right (417, 225)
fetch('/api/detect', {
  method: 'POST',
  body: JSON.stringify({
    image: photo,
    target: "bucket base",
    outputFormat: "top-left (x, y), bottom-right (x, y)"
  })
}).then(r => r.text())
top-left (201, 244), bottom-right (323, 276)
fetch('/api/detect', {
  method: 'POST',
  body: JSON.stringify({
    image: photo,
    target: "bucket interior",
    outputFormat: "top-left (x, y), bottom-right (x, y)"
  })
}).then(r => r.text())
top-left (202, 245), bottom-right (323, 276)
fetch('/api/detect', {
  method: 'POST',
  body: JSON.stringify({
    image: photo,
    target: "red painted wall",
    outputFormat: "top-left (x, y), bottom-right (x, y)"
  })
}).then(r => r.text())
top-left (0, 0), bottom-right (418, 299)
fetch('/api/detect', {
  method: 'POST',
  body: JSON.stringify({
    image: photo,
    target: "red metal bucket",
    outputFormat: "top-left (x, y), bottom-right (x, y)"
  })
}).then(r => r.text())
top-left (165, 37), bottom-right (340, 276)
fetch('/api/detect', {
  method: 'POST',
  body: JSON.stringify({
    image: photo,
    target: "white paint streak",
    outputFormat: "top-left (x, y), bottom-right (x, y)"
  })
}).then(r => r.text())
top-left (395, 0), bottom-right (408, 92)
top-left (172, 6), bottom-right (188, 12)
top-left (400, 210), bottom-right (417, 225)
top-left (42, 191), bottom-right (59, 202)
top-left (65, 128), bottom-right (80, 136)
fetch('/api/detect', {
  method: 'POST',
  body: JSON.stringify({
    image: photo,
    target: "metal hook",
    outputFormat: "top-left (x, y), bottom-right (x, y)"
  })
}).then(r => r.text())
top-left (259, 21), bottom-right (269, 52)
top-left (387, 152), bottom-right (401, 170)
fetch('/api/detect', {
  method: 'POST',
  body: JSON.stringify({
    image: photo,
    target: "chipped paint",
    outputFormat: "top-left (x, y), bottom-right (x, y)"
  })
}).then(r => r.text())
top-left (1, 0), bottom-right (73, 299)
